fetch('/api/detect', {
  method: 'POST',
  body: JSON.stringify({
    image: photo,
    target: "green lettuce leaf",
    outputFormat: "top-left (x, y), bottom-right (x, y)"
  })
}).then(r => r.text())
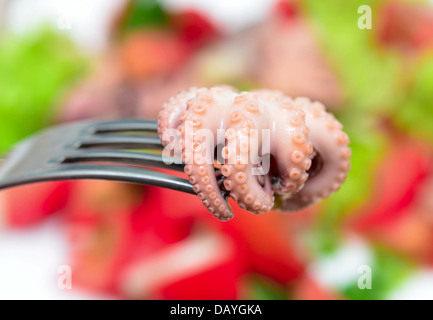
top-left (0, 28), bottom-right (87, 154)
top-left (395, 54), bottom-right (433, 144)
top-left (303, 0), bottom-right (402, 114)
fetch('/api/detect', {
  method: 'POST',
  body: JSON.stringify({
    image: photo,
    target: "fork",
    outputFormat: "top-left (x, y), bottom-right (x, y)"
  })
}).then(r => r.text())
top-left (0, 119), bottom-right (196, 194)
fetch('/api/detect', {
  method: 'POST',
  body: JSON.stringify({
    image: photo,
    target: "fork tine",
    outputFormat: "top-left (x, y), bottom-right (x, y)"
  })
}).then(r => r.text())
top-left (78, 135), bottom-right (163, 149)
top-left (91, 119), bottom-right (158, 134)
top-left (0, 164), bottom-right (195, 194)
top-left (61, 150), bottom-right (184, 172)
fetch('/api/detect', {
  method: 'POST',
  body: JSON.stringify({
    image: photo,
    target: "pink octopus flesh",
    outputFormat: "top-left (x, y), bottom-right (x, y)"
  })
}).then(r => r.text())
top-left (158, 86), bottom-right (351, 221)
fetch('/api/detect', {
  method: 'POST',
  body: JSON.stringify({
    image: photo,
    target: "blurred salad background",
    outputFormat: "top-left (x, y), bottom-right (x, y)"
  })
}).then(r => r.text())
top-left (1, 0), bottom-right (433, 299)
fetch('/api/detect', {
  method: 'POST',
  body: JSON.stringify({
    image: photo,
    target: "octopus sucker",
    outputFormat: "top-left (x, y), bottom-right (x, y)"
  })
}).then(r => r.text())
top-left (158, 87), bottom-right (351, 220)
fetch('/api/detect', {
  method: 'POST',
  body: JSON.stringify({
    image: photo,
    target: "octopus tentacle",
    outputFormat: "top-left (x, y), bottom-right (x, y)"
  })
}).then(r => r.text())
top-left (280, 98), bottom-right (351, 211)
top-left (222, 159), bottom-right (274, 214)
top-left (222, 94), bottom-right (274, 214)
top-left (269, 98), bottom-right (313, 197)
top-left (158, 87), bottom-right (203, 145)
top-left (179, 87), bottom-right (238, 221)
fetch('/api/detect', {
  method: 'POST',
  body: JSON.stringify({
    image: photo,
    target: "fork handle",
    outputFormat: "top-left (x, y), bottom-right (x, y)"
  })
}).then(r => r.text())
top-left (0, 164), bottom-right (195, 194)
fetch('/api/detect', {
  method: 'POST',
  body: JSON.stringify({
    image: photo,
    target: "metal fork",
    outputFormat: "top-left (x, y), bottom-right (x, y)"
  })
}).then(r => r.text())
top-left (0, 119), bottom-right (195, 194)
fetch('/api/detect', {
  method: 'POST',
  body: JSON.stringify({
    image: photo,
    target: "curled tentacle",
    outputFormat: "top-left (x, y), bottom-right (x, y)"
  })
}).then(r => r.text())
top-left (221, 94), bottom-right (274, 213)
top-left (269, 98), bottom-right (313, 197)
top-left (279, 98), bottom-right (351, 211)
top-left (158, 87), bottom-right (202, 145)
top-left (222, 159), bottom-right (274, 214)
top-left (179, 87), bottom-right (238, 221)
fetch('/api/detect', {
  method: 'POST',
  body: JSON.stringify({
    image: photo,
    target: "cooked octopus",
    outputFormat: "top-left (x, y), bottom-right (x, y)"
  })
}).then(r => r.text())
top-left (158, 86), bottom-right (351, 221)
